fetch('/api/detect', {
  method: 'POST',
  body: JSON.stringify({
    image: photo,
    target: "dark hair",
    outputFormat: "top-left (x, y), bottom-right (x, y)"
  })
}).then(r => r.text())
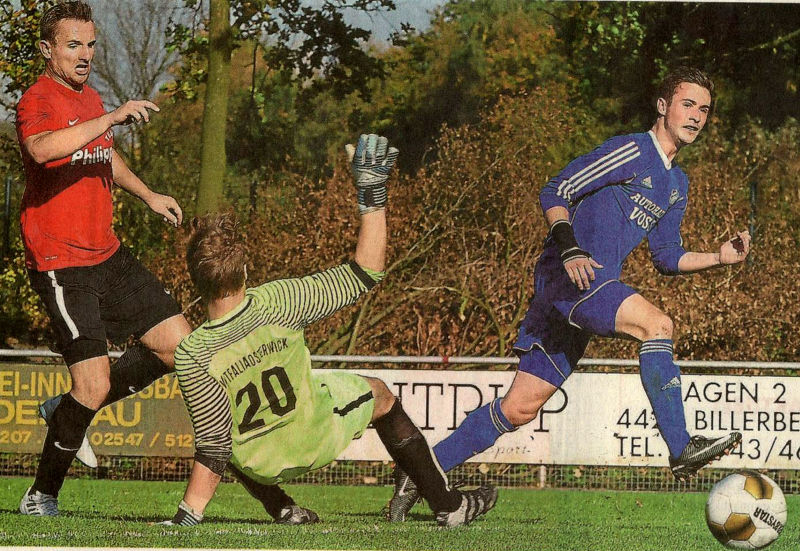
top-left (656, 66), bottom-right (714, 109)
top-left (186, 212), bottom-right (248, 301)
top-left (40, 1), bottom-right (93, 43)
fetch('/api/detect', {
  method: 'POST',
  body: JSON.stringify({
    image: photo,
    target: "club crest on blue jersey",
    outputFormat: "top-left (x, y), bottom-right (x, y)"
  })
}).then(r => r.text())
top-left (669, 189), bottom-right (682, 205)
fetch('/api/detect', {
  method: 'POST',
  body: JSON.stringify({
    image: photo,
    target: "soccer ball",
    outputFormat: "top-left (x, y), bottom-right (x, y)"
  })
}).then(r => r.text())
top-left (705, 471), bottom-right (787, 549)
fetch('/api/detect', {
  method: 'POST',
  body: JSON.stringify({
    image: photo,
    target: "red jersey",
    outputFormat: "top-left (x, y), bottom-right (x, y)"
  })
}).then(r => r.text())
top-left (16, 74), bottom-right (119, 271)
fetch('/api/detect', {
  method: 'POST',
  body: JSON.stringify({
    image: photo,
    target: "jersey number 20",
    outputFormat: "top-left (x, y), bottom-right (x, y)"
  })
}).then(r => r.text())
top-left (235, 366), bottom-right (297, 434)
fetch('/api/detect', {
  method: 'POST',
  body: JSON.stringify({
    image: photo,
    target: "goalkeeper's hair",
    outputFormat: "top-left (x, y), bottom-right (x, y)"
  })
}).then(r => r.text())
top-left (41, 1), bottom-right (93, 43)
top-left (656, 66), bottom-right (714, 110)
top-left (186, 212), bottom-right (247, 301)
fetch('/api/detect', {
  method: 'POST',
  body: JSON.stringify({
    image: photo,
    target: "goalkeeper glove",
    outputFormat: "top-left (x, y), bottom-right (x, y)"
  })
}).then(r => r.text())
top-left (345, 133), bottom-right (399, 214)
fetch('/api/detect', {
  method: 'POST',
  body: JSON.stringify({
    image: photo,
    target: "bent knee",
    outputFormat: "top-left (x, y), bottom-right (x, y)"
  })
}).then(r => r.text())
top-left (72, 379), bottom-right (110, 409)
top-left (363, 377), bottom-right (395, 419)
top-left (641, 314), bottom-right (674, 341)
top-left (500, 400), bottom-right (538, 427)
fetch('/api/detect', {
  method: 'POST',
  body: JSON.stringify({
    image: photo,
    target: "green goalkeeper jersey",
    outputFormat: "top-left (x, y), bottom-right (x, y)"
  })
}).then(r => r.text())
top-left (174, 261), bottom-right (382, 470)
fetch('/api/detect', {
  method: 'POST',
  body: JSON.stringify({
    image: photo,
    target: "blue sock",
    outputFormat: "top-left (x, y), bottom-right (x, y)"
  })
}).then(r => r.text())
top-left (639, 339), bottom-right (690, 458)
top-left (433, 398), bottom-right (515, 472)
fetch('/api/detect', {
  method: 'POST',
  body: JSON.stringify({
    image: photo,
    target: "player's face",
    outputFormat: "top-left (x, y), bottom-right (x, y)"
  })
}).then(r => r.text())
top-left (41, 19), bottom-right (96, 90)
top-left (661, 82), bottom-right (712, 147)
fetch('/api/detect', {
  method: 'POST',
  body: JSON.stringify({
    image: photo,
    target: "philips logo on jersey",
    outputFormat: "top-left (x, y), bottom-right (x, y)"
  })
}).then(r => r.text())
top-left (628, 192), bottom-right (666, 231)
top-left (70, 145), bottom-right (112, 166)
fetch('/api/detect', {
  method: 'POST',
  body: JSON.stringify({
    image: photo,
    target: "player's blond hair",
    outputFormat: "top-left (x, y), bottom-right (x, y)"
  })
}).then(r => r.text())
top-left (186, 212), bottom-right (248, 301)
top-left (40, 1), bottom-right (93, 43)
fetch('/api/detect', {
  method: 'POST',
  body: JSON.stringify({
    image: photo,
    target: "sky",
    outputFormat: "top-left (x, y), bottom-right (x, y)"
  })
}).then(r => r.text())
top-left (342, 0), bottom-right (445, 41)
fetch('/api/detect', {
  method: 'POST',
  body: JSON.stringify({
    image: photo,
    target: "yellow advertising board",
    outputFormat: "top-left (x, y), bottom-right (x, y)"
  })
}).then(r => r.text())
top-left (0, 363), bottom-right (194, 457)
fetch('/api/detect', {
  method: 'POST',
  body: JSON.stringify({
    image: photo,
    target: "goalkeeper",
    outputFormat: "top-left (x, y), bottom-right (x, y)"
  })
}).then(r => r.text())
top-left (162, 135), bottom-right (497, 528)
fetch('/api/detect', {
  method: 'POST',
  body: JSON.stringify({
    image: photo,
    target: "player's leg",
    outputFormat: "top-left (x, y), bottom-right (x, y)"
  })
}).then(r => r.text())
top-left (38, 248), bottom-right (185, 468)
top-left (22, 268), bottom-right (112, 514)
top-left (613, 293), bottom-right (691, 458)
top-left (227, 465), bottom-right (318, 525)
top-left (367, 376), bottom-right (497, 527)
top-left (29, 355), bottom-right (109, 499)
top-left (37, 338), bottom-right (172, 467)
top-left (433, 302), bottom-right (584, 473)
top-left (103, 247), bottom-right (188, 398)
top-left (613, 292), bottom-right (740, 479)
top-left (432, 361), bottom-right (559, 472)
top-left (367, 377), bottom-right (462, 512)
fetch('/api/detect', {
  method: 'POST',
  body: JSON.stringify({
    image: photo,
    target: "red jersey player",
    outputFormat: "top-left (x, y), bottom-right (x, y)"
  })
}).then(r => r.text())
top-left (16, 1), bottom-right (193, 517)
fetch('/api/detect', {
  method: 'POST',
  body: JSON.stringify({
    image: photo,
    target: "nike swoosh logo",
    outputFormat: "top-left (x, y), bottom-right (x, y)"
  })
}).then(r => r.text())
top-left (68, 118), bottom-right (79, 126)
top-left (129, 386), bottom-right (139, 394)
top-left (54, 441), bottom-right (80, 452)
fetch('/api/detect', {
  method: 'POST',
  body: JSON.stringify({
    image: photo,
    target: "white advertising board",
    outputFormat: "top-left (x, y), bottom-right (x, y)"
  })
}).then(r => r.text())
top-left (339, 369), bottom-right (800, 469)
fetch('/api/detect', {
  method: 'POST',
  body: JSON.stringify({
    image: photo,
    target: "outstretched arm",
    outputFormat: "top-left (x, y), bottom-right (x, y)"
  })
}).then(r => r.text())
top-left (677, 230), bottom-right (751, 273)
top-left (252, 134), bottom-right (397, 329)
top-left (21, 99), bottom-right (159, 164)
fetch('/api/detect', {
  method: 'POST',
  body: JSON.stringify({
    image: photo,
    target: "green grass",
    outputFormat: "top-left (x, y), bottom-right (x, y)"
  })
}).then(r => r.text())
top-left (0, 477), bottom-right (797, 550)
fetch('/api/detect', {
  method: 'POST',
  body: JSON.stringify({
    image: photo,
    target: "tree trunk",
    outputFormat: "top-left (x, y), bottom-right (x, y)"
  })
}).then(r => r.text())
top-left (196, 0), bottom-right (232, 214)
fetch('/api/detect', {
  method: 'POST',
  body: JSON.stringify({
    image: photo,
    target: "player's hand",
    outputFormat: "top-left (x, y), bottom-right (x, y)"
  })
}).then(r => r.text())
top-left (109, 100), bottom-right (160, 126)
top-left (719, 230), bottom-right (751, 265)
top-left (564, 255), bottom-right (603, 291)
top-left (145, 193), bottom-right (182, 227)
top-left (345, 134), bottom-right (399, 214)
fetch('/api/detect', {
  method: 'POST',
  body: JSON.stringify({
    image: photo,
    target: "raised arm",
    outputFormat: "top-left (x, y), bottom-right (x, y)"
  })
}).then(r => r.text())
top-left (253, 134), bottom-right (397, 328)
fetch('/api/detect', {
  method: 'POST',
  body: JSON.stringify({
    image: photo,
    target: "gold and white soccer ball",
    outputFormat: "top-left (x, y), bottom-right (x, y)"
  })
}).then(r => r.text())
top-left (705, 471), bottom-right (787, 549)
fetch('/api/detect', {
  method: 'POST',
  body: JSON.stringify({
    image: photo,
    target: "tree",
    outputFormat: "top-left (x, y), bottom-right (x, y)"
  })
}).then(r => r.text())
top-left (90, 0), bottom-right (182, 169)
top-left (0, 0), bottom-right (57, 111)
top-left (196, 0), bottom-right (232, 214)
top-left (166, 0), bottom-right (396, 213)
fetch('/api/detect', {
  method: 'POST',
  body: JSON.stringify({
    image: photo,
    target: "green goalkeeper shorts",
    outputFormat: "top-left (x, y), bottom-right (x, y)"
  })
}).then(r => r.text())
top-left (230, 371), bottom-right (374, 485)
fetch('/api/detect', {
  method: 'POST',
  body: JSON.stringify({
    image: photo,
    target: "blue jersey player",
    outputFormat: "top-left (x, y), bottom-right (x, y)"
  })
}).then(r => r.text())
top-left (388, 67), bottom-right (751, 520)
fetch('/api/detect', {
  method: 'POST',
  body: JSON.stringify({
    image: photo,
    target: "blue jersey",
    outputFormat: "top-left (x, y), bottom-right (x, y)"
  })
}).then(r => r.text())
top-left (539, 131), bottom-right (689, 280)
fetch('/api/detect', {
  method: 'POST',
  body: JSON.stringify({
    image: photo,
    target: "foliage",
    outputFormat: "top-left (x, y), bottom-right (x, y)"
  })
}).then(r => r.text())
top-left (0, 0), bottom-right (57, 110)
top-left (164, 0), bottom-right (396, 102)
top-left (553, 2), bottom-right (800, 129)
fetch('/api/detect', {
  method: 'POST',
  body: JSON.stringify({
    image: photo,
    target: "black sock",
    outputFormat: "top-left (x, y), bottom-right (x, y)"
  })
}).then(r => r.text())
top-left (373, 400), bottom-right (461, 513)
top-left (228, 464), bottom-right (294, 519)
top-left (32, 393), bottom-right (96, 497)
top-left (103, 344), bottom-right (171, 406)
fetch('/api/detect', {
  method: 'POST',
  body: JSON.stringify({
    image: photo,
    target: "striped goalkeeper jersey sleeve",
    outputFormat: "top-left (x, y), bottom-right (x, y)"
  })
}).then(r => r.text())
top-left (173, 261), bottom-right (384, 465)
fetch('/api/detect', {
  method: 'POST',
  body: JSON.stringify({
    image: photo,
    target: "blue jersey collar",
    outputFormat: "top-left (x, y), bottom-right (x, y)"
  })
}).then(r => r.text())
top-left (647, 130), bottom-right (672, 170)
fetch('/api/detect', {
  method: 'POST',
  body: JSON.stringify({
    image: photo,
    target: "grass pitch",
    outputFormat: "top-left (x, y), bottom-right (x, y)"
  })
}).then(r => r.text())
top-left (0, 477), bottom-right (797, 550)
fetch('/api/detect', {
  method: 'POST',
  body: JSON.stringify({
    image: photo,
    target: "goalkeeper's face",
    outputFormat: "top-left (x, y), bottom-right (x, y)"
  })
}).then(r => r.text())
top-left (660, 82), bottom-right (712, 147)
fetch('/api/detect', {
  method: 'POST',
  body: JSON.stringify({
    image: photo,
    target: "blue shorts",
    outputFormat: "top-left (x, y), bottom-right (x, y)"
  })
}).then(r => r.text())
top-left (513, 252), bottom-right (636, 387)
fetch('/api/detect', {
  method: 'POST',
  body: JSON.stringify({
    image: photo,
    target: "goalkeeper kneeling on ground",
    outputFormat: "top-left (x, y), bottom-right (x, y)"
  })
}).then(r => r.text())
top-left (159, 135), bottom-right (497, 528)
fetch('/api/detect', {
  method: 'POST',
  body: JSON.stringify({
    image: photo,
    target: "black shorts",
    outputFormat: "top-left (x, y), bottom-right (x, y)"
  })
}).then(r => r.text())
top-left (28, 245), bottom-right (182, 366)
